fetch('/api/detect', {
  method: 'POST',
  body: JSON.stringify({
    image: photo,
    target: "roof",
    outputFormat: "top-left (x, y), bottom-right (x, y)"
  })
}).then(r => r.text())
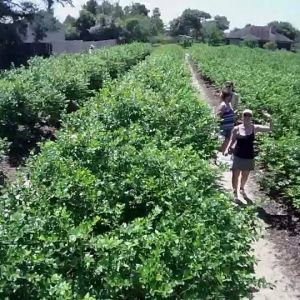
top-left (241, 33), bottom-right (259, 41)
top-left (274, 32), bottom-right (293, 42)
top-left (227, 26), bottom-right (293, 43)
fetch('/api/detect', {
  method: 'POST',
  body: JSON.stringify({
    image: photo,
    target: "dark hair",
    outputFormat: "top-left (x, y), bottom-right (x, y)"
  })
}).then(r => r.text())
top-left (221, 91), bottom-right (231, 101)
top-left (223, 81), bottom-right (235, 92)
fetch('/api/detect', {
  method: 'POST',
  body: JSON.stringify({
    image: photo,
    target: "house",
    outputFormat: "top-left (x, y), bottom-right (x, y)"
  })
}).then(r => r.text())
top-left (226, 25), bottom-right (293, 50)
top-left (20, 24), bottom-right (117, 54)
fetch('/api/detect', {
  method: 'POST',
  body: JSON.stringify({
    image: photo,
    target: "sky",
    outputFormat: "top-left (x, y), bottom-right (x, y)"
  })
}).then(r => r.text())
top-left (46, 0), bottom-right (300, 30)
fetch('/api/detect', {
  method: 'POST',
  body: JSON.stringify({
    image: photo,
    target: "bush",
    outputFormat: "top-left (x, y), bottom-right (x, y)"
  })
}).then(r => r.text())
top-left (0, 43), bottom-right (152, 156)
top-left (179, 37), bottom-right (193, 48)
top-left (258, 134), bottom-right (300, 209)
top-left (263, 41), bottom-right (277, 50)
top-left (189, 44), bottom-right (300, 209)
top-left (0, 45), bottom-right (258, 299)
top-left (240, 39), bottom-right (258, 48)
top-left (148, 35), bottom-right (177, 45)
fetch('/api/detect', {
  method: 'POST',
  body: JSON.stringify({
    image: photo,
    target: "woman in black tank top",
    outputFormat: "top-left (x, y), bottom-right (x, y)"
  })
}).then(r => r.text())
top-left (234, 126), bottom-right (255, 159)
top-left (224, 109), bottom-right (272, 200)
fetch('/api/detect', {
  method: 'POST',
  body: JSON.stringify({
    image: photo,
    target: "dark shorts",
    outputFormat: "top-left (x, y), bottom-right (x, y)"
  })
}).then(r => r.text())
top-left (220, 128), bottom-right (232, 139)
top-left (232, 155), bottom-right (255, 171)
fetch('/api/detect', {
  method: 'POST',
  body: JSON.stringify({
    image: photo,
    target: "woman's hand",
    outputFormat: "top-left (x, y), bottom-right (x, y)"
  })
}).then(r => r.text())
top-left (224, 147), bottom-right (234, 156)
top-left (262, 111), bottom-right (271, 119)
top-left (255, 111), bottom-right (273, 133)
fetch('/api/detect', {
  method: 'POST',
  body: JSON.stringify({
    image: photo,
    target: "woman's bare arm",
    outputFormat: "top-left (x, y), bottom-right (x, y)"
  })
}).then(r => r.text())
top-left (255, 112), bottom-right (272, 133)
top-left (225, 127), bottom-right (238, 155)
top-left (216, 102), bottom-right (225, 116)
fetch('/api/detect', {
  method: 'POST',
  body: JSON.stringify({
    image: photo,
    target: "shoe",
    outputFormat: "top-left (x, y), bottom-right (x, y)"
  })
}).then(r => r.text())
top-left (233, 190), bottom-right (238, 200)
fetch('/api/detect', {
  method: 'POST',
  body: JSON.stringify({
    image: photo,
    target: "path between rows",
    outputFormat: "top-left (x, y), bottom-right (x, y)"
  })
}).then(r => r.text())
top-left (186, 54), bottom-right (300, 300)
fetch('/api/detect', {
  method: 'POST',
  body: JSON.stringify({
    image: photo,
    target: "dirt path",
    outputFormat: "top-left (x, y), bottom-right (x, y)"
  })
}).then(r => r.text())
top-left (186, 54), bottom-right (300, 300)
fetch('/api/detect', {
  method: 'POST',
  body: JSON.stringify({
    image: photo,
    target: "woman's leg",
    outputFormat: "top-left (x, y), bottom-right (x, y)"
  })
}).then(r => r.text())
top-left (232, 169), bottom-right (241, 194)
top-left (240, 171), bottom-right (251, 190)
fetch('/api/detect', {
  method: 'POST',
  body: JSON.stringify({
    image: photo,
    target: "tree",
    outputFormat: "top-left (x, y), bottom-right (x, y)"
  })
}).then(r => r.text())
top-left (63, 14), bottom-right (76, 26)
top-left (214, 15), bottom-right (229, 31)
top-left (31, 9), bottom-right (61, 42)
top-left (203, 21), bottom-right (224, 45)
top-left (0, 0), bottom-right (36, 43)
top-left (89, 20), bottom-right (120, 40)
top-left (63, 0), bottom-right (156, 42)
top-left (83, 0), bottom-right (98, 15)
top-left (75, 9), bottom-right (95, 40)
top-left (182, 9), bottom-right (210, 38)
top-left (43, 0), bottom-right (73, 12)
top-left (64, 14), bottom-right (78, 40)
top-left (124, 3), bottom-right (149, 17)
top-left (112, 2), bottom-right (124, 19)
top-left (122, 16), bottom-right (152, 42)
top-left (169, 9), bottom-right (211, 40)
top-left (268, 21), bottom-right (297, 40)
top-left (0, 0), bottom-right (36, 20)
top-left (296, 30), bottom-right (300, 42)
top-left (263, 41), bottom-right (277, 50)
top-left (150, 7), bottom-right (164, 35)
top-left (97, 0), bottom-right (114, 15)
top-left (169, 17), bottom-right (186, 36)
top-left (65, 24), bottom-right (79, 39)
top-left (241, 39), bottom-right (258, 48)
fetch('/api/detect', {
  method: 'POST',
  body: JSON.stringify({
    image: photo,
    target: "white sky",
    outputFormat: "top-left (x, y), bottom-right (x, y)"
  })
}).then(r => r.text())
top-left (45, 0), bottom-right (300, 30)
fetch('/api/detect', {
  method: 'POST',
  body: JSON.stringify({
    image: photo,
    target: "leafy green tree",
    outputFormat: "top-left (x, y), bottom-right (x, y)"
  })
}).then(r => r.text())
top-left (43, 0), bottom-right (73, 12)
top-left (268, 21), bottom-right (297, 40)
top-left (63, 14), bottom-right (76, 26)
top-left (124, 3), bottom-right (149, 17)
top-left (203, 21), bottom-right (224, 45)
top-left (65, 24), bottom-right (79, 39)
top-left (83, 0), bottom-right (98, 15)
top-left (64, 14), bottom-right (78, 39)
top-left (263, 41), bottom-right (277, 50)
top-left (182, 9), bottom-right (210, 38)
top-left (214, 15), bottom-right (229, 31)
top-left (64, 0), bottom-right (159, 42)
top-left (169, 17), bottom-right (186, 36)
top-left (241, 39), bottom-right (258, 48)
top-left (97, 0), bottom-right (114, 15)
top-left (150, 7), bottom-right (164, 35)
top-left (112, 2), bottom-right (124, 18)
top-left (88, 13), bottom-right (120, 40)
top-left (75, 9), bottom-right (95, 39)
top-left (31, 9), bottom-right (61, 42)
top-left (0, 0), bottom-right (36, 43)
top-left (122, 16), bottom-right (152, 42)
top-left (169, 9), bottom-right (211, 40)
top-left (152, 7), bottom-right (160, 18)
top-left (89, 21), bottom-right (120, 40)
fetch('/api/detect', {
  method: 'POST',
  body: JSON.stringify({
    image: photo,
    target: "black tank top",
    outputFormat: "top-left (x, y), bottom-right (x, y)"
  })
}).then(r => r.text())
top-left (234, 126), bottom-right (255, 159)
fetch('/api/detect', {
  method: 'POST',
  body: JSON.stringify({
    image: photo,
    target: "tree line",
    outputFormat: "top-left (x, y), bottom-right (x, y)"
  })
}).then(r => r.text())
top-left (1, 0), bottom-right (300, 45)
top-left (63, 0), bottom-right (164, 42)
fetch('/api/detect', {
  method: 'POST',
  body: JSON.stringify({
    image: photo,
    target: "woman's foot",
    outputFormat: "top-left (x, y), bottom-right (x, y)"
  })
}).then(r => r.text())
top-left (233, 189), bottom-right (238, 200)
top-left (240, 187), bottom-right (253, 203)
top-left (240, 187), bottom-right (246, 196)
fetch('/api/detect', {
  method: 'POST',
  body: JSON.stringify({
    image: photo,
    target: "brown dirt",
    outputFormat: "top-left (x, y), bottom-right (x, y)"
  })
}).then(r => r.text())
top-left (186, 54), bottom-right (300, 299)
top-left (0, 124), bottom-right (56, 186)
